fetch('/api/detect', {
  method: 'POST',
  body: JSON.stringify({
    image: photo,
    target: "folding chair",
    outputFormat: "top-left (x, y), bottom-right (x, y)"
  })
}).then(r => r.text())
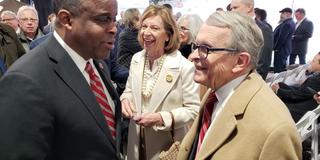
top-left (296, 105), bottom-right (320, 160)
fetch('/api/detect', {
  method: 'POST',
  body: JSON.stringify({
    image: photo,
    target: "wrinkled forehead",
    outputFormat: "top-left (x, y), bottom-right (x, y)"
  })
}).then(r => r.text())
top-left (197, 24), bottom-right (230, 46)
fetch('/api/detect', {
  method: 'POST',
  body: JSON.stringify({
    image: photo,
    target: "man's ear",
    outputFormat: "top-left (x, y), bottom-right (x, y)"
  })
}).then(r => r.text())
top-left (232, 52), bottom-right (251, 73)
top-left (56, 9), bottom-right (73, 30)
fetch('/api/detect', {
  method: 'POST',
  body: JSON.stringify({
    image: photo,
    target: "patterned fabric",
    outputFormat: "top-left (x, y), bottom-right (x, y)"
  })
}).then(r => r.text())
top-left (196, 92), bottom-right (217, 154)
top-left (85, 62), bottom-right (116, 139)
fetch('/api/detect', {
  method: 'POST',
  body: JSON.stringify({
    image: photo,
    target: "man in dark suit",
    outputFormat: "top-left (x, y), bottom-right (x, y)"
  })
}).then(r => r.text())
top-left (273, 7), bottom-right (296, 73)
top-left (230, 0), bottom-right (273, 80)
top-left (290, 8), bottom-right (314, 65)
top-left (0, 0), bottom-right (122, 160)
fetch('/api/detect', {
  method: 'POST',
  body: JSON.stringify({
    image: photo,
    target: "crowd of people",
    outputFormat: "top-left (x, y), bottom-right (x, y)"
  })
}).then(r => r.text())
top-left (0, 0), bottom-right (318, 159)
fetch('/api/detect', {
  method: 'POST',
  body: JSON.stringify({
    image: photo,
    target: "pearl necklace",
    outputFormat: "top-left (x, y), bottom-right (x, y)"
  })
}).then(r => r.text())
top-left (142, 54), bottom-right (166, 99)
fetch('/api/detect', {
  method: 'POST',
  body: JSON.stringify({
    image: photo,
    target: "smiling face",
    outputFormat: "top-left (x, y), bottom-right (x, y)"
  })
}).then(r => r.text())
top-left (189, 24), bottom-right (240, 90)
top-left (65, 0), bottom-right (118, 60)
top-left (139, 15), bottom-right (169, 56)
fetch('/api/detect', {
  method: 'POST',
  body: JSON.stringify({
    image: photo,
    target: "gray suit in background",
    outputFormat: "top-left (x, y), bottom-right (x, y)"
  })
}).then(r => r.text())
top-left (256, 19), bottom-right (273, 80)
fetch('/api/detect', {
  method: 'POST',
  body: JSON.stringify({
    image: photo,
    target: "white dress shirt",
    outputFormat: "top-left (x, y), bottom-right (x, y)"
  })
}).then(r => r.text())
top-left (53, 31), bottom-right (115, 113)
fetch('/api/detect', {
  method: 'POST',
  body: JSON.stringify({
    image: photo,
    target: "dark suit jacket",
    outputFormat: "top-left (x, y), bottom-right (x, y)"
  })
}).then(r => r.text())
top-left (273, 18), bottom-right (296, 57)
top-left (0, 35), bottom-right (122, 160)
top-left (292, 18), bottom-right (313, 55)
top-left (256, 19), bottom-right (273, 80)
top-left (277, 73), bottom-right (320, 122)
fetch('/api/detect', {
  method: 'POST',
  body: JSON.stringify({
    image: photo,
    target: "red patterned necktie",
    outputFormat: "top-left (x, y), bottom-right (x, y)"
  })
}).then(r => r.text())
top-left (196, 92), bottom-right (217, 154)
top-left (85, 62), bottom-right (116, 140)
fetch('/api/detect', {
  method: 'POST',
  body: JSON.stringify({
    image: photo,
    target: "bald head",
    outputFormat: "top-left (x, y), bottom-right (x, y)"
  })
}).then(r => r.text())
top-left (230, 0), bottom-right (255, 17)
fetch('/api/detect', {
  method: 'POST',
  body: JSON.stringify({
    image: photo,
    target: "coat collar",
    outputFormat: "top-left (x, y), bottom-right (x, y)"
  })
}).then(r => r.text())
top-left (196, 73), bottom-right (263, 159)
top-left (131, 50), bottom-right (182, 113)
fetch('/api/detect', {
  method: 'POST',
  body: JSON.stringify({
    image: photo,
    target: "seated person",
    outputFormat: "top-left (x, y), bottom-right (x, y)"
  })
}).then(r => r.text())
top-left (271, 52), bottom-right (320, 122)
top-left (266, 51), bottom-right (320, 86)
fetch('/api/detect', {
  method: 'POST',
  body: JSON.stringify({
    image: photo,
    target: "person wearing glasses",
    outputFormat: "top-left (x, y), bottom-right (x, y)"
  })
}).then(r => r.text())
top-left (177, 14), bottom-right (203, 59)
top-left (177, 11), bottom-right (301, 160)
top-left (120, 5), bottom-right (200, 160)
top-left (17, 5), bottom-right (43, 52)
top-left (0, 10), bottom-right (20, 33)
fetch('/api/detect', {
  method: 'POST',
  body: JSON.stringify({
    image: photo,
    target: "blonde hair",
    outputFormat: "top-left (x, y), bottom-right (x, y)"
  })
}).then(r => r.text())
top-left (138, 5), bottom-right (180, 54)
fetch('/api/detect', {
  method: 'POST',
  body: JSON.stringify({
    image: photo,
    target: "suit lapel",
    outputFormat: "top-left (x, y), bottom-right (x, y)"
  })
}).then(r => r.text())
top-left (148, 52), bottom-right (181, 113)
top-left (130, 52), bottom-right (144, 114)
top-left (197, 73), bottom-right (263, 159)
top-left (47, 36), bottom-right (116, 149)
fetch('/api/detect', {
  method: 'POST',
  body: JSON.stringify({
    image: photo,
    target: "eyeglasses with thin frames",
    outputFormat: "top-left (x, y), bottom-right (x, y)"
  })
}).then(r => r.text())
top-left (191, 42), bottom-right (239, 60)
top-left (19, 17), bottom-right (38, 23)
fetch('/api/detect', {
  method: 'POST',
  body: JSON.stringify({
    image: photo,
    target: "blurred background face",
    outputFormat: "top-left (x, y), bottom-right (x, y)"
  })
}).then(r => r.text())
top-left (1, 14), bottom-right (19, 31)
top-left (309, 52), bottom-right (320, 72)
top-left (294, 12), bottom-right (303, 21)
top-left (230, 0), bottom-right (251, 14)
top-left (178, 19), bottom-right (190, 45)
top-left (18, 10), bottom-right (38, 35)
top-left (140, 15), bottom-right (168, 55)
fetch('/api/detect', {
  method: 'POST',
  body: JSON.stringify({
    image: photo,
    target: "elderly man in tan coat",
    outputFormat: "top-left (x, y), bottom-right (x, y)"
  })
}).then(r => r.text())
top-left (177, 11), bottom-right (302, 160)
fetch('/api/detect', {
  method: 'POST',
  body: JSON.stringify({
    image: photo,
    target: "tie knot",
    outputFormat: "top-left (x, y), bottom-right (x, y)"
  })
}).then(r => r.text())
top-left (85, 62), bottom-right (95, 76)
top-left (207, 92), bottom-right (217, 104)
top-left (204, 92), bottom-right (217, 114)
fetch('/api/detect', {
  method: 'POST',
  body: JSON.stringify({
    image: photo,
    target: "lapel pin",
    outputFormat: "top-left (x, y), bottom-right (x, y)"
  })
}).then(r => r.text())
top-left (99, 63), bottom-right (103, 69)
top-left (166, 73), bottom-right (173, 83)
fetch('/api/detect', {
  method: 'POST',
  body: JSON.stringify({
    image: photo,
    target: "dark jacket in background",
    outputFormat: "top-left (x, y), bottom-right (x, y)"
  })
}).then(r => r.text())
top-left (290, 18), bottom-right (314, 64)
top-left (117, 28), bottom-right (142, 69)
top-left (256, 19), bottom-right (273, 80)
top-left (273, 18), bottom-right (295, 73)
top-left (277, 73), bottom-right (320, 122)
top-left (179, 44), bottom-right (192, 59)
top-left (0, 23), bottom-right (25, 77)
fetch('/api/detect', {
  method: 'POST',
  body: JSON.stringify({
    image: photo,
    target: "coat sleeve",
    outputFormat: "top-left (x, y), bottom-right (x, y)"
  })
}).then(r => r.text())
top-left (0, 72), bottom-right (54, 160)
top-left (259, 123), bottom-right (302, 160)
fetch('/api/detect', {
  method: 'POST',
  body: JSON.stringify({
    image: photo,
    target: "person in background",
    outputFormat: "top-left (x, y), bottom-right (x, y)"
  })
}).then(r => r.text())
top-left (230, 0), bottom-right (273, 80)
top-left (0, 0), bottom-right (123, 159)
top-left (0, 10), bottom-right (20, 33)
top-left (0, 23), bottom-right (25, 78)
top-left (120, 5), bottom-right (200, 160)
top-left (43, 13), bottom-right (56, 34)
top-left (254, 8), bottom-right (272, 30)
top-left (177, 11), bottom-right (301, 160)
top-left (271, 52), bottom-right (320, 122)
top-left (17, 5), bottom-right (43, 52)
top-left (273, 7), bottom-right (295, 73)
top-left (290, 8), bottom-right (314, 65)
top-left (117, 8), bottom-right (142, 69)
top-left (266, 51), bottom-right (320, 87)
top-left (216, 7), bottom-right (223, 11)
top-left (177, 14), bottom-right (203, 59)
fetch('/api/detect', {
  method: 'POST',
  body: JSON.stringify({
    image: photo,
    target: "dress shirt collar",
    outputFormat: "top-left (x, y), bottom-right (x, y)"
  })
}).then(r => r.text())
top-left (53, 31), bottom-right (93, 74)
top-left (215, 74), bottom-right (248, 103)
